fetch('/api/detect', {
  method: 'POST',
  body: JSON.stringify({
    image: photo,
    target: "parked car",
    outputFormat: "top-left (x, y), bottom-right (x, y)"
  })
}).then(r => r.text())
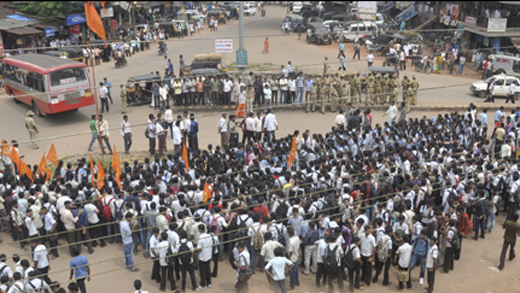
top-left (306, 22), bottom-right (332, 45)
top-left (365, 33), bottom-right (408, 53)
top-left (470, 75), bottom-right (520, 98)
top-left (128, 24), bottom-right (149, 38)
top-left (337, 22), bottom-right (380, 42)
top-left (243, 3), bottom-right (257, 16)
top-left (286, 14), bottom-right (304, 32)
top-left (292, 2), bottom-right (304, 13)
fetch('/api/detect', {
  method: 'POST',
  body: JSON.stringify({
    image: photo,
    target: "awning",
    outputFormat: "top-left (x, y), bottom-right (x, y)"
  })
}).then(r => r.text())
top-left (499, 1), bottom-right (520, 5)
top-left (139, 1), bottom-right (166, 9)
top-left (5, 27), bottom-right (44, 35)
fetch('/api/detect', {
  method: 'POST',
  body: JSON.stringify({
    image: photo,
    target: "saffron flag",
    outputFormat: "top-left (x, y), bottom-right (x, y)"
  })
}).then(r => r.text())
top-left (111, 145), bottom-right (118, 171)
top-left (12, 146), bottom-right (20, 167)
top-left (97, 160), bottom-right (106, 190)
top-left (1, 140), bottom-right (13, 161)
top-left (115, 153), bottom-right (121, 189)
top-left (84, 1), bottom-right (106, 41)
top-left (287, 135), bottom-right (297, 169)
top-left (202, 182), bottom-right (213, 203)
top-left (18, 159), bottom-right (33, 182)
top-left (37, 151), bottom-right (51, 181)
top-left (182, 139), bottom-right (189, 174)
top-left (89, 153), bottom-right (95, 186)
top-left (47, 143), bottom-right (59, 166)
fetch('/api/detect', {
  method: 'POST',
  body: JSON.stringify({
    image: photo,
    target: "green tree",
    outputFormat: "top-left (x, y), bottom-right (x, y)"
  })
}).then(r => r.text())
top-left (14, 1), bottom-right (83, 17)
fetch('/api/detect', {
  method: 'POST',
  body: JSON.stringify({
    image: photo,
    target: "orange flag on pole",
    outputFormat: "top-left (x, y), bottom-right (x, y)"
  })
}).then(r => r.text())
top-left (111, 145), bottom-right (118, 171)
top-left (18, 159), bottom-right (33, 182)
top-left (287, 135), bottom-right (297, 169)
top-left (115, 154), bottom-right (121, 189)
top-left (97, 160), bottom-right (106, 190)
top-left (47, 143), bottom-right (59, 166)
top-left (89, 153), bottom-right (95, 186)
top-left (84, 1), bottom-right (106, 41)
top-left (1, 140), bottom-right (14, 162)
top-left (202, 182), bottom-right (213, 203)
top-left (182, 139), bottom-right (189, 174)
top-left (37, 151), bottom-right (51, 181)
top-left (12, 146), bottom-right (20, 167)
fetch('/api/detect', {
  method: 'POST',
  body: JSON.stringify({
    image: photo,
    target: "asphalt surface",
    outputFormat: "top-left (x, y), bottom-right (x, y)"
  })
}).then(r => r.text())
top-left (0, 4), bottom-right (519, 293)
top-left (0, 5), bottom-right (492, 163)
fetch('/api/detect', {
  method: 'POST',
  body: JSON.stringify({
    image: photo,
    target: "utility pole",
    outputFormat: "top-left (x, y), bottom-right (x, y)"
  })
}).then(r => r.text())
top-left (238, 2), bottom-right (245, 81)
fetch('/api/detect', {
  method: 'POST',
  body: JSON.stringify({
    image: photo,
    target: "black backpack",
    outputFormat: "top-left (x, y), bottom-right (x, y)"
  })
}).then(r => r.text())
top-left (237, 216), bottom-right (250, 238)
top-left (325, 245), bottom-right (338, 271)
top-left (227, 216), bottom-right (240, 236)
top-left (178, 242), bottom-right (192, 265)
top-left (344, 245), bottom-right (355, 270)
top-left (114, 201), bottom-right (124, 221)
top-left (165, 245), bottom-right (176, 266)
top-left (275, 200), bottom-right (289, 219)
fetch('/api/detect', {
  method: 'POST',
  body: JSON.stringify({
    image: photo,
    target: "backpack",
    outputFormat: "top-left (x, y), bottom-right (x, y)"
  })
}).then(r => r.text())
top-left (229, 247), bottom-right (238, 270)
top-left (178, 242), bottom-right (192, 265)
top-left (377, 239), bottom-right (389, 263)
top-left (275, 225), bottom-right (286, 247)
top-left (237, 216), bottom-right (250, 238)
top-left (450, 227), bottom-right (460, 249)
top-left (209, 215), bottom-right (222, 235)
top-left (171, 184), bottom-right (181, 196)
top-left (114, 201), bottom-right (124, 221)
top-left (275, 200), bottom-right (289, 218)
top-left (185, 193), bottom-right (197, 208)
top-left (252, 225), bottom-right (264, 251)
top-left (344, 245), bottom-right (355, 270)
top-left (325, 245), bottom-right (338, 271)
top-left (102, 197), bottom-right (115, 221)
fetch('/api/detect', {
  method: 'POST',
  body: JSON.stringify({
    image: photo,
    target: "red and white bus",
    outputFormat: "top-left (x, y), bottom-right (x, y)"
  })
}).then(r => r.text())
top-left (2, 54), bottom-right (94, 116)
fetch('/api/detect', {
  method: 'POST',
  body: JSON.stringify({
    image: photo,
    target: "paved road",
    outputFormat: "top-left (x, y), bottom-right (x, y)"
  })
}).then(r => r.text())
top-left (0, 5), bottom-right (485, 164)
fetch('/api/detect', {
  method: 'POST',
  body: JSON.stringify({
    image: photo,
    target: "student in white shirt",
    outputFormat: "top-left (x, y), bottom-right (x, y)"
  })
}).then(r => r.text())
top-left (346, 236), bottom-right (362, 291)
top-left (176, 230), bottom-right (198, 291)
top-left (31, 239), bottom-right (51, 284)
top-left (359, 226), bottom-right (376, 286)
top-left (196, 224), bottom-right (212, 290)
top-left (396, 234), bottom-right (413, 290)
top-left (425, 237), bottom-right (439, 293)
top-left (133, 279), bottom-right (149, 293)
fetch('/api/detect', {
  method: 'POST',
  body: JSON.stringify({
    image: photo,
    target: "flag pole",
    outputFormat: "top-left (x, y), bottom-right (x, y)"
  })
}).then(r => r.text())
top-left (87, 27), bottom-right (103, 158)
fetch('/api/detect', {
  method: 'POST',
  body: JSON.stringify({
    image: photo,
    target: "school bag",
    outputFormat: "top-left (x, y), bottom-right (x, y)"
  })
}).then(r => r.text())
top-left (275, 225), bottom-right (287, 247)
top-left (450, 227), bottom-right (460, 250)
top-left (252, 225), bottom-right (264, 251)
top-left (377, 239), bottom-right (389, 263)
top-left (325, 245), bottom-right (338, 271)
top-left (185, 192), bottom-right (197, 208)
top-left (209, 215), bottom-right (222, 235)
top-left (178, 242), bottom-right (192, 265)
top-left (165, 245), bottom-right (176, 266)
top-left (102, 196), bottom-right (115, 221)
top-left (237, 215), bottom-right (250, 238)
top-left (114, 201), bottom-right (124, 221)
top-left (344, 245), bottom-right (354, 270)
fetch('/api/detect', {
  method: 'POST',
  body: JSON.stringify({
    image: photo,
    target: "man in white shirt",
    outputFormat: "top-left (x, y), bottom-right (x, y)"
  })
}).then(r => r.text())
top-left (506, 81), bottom-right (517, 104)
top-left (243, 112), bottom-right (256, 144)
top-left (373, 227), bottom-right (393, 285)
top-left (287, 228), bottom-right (301, 290)
top-left (217, 113), bottom-right (228, 149)
top-left (359, 226), bottom-right (376, 286)
top-left (396, 234), bottom-right (413, 290)
top-left (156, 231), bottom-right (175, 291)
top-left (120, 213), bottom-right (139, 272)
top-left (383, 101), bottom-right (398, 126)
top-left (196, 224), bottom-right (212, 290)
top-left (31, 239), bottom-right (51, 284)
top-left (263, 109), bottom-right (278, 143)
top-left (223, 77), bottom-right (234, 105)
top-left (335, 110), bottom-right (346, 130)
top-left (120, 115), bottom-right (132, 154)
top-left (425, 236), bottom-right (438, 293)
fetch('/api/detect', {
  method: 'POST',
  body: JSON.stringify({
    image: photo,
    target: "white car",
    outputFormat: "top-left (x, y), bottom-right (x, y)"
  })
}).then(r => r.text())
top-left (244, 4), bottom-right (257, 16)
top-left (470, 75), bottom-right (520, 98)
top-left (292, 2), bottom-right (303, 13)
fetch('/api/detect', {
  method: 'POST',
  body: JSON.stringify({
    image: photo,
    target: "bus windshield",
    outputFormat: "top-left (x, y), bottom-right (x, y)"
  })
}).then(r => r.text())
top-left (49, 68), bottom-right (87, 87)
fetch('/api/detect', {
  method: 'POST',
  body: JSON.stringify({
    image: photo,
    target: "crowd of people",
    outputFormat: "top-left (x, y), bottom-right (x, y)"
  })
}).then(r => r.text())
top-left (1, 102), bottom-right (520, 293)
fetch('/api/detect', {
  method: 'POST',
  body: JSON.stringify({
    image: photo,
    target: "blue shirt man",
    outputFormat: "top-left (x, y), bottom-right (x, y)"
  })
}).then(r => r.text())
top-left (103, 79), bottom-right (112, 94)
top-left (305, 78), bottom-right (313, 92)
top-left (409, 232), bottom-right (430, 282)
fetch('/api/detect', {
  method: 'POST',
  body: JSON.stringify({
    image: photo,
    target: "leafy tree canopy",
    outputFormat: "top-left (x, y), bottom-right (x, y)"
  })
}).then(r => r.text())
top-left (14, 1), bottom-right (84, 17)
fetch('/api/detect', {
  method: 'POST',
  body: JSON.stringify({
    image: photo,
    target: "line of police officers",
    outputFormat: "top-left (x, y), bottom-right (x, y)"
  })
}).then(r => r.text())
top-left (304, 68), bottom-right (419, 114)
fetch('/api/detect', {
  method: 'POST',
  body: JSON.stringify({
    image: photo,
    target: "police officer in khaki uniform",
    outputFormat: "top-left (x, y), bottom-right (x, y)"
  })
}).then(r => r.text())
top-left (317, 77), bottom-right (326, 114)
top-left (355, 71), bottom-right (362, 103)
top-left (306, 74), bottom-right (318, 113)
top-left (330, 80), bottom-right (339, 112)
top-left (337, 73), bottom-right (347, 112)
top-left (349, 73), bottom-right (357, 105)
top-left (365, 73), bottom-right (375, 105)
top-left (25, 111), bottom-right (39, 149)
top-left (374, 73), bottom-right (382, 105)
top-left (321, 73), bottom-right (330, 113)
top-left (323, 56), bottom-right (330, 76)
top-left (382, 73), bottom-right (389, 104)
top-left (120, 84), bottom-right (127, 114)
top-left (410, 75), bottom-right (419, 106)
top-left (390, 74), bottom-right (399, 104)
top-left (401, 74), bottom-right (410, 104)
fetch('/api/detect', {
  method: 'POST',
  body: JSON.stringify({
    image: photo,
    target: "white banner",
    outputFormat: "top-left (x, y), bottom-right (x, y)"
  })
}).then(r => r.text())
top-left (358, 2), bottom-right (377, 14)
top-left (215, 39), bottom-right (233, 53)
top-left (487, 18), bottom-right (507, 32)
top-left (100, 7), bottom-right (114, 18)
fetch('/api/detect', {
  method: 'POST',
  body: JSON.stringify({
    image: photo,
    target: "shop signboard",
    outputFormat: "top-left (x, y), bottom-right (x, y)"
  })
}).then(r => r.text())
top-left (66, 14), bottom-right (86, 26)
top-left (487, 18), bottom-right (507, 32)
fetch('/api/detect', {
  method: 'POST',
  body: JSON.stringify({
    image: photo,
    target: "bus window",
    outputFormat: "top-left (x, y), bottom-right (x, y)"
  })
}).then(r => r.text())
top-left (49, 68), bottom-right (87, 87)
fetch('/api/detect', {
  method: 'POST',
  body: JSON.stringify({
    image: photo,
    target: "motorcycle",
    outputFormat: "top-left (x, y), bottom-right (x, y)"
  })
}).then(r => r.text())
top-left (382, 53), bottom-right (398, 67)
top-left (364, 38), bottom-right (377, 52)
top-left (158, 44), bottom-right (168, 55)
top-left (114, 56), bottom-right (127, 69)
top-left (414, 56), bottom-right (432, 74)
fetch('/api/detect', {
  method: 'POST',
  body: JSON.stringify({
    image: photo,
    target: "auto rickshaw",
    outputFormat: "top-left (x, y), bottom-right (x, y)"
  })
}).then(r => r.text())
top-left (55, 47), bottom-right (83, 61)
top-left (125, 74), bottom-right (162, 105)
top-left (43, 50), bottom-right (69, 59)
